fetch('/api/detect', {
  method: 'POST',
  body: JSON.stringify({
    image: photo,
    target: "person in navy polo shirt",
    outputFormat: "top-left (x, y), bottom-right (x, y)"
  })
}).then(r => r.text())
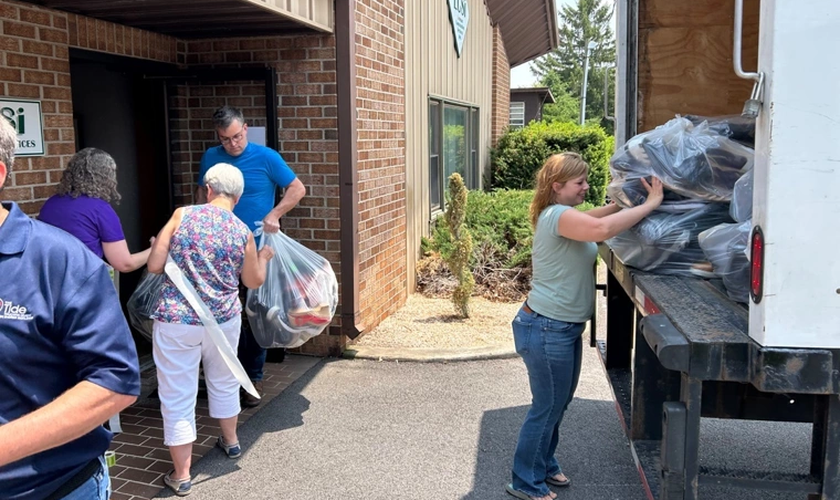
top-left (196, 105), bottom-right (306, 408)
top-left (0, 117), bottom-right (141, 499)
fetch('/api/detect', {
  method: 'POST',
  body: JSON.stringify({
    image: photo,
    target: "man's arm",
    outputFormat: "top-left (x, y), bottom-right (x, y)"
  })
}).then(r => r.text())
top-left (0, 381), bottom-right (136, 467)
top-left (262, 178), bottom-right (306, 233)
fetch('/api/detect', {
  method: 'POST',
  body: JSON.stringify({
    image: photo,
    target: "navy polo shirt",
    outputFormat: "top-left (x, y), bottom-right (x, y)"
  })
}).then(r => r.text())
top-left (0, 202), bottom-right (141, 500)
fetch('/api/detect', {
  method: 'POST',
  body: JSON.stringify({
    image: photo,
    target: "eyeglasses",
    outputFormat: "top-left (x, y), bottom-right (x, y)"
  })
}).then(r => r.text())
top-left (219, 126), bottom-right (245, 145)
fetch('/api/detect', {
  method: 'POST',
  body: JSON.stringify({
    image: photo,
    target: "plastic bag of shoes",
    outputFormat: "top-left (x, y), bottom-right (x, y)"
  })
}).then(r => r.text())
top-left (126, 270), bottom-right (166, 342)
top-left (698, 220), bottom-right (752, 303)
top-left (246, 230), bottom-right (338, 349)
top-left (607, 116), bottom-right (754, 207)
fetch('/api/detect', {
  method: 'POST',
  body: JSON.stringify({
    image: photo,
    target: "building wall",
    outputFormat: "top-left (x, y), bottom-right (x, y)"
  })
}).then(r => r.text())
top-left (490, 24), bottom-right (510, 147)
top-left (0, 0), bottom-right (179, 214)
top-left (403, 0), bottom-right (497, 297)
top-left (354, 0), bottom-right (408, 335)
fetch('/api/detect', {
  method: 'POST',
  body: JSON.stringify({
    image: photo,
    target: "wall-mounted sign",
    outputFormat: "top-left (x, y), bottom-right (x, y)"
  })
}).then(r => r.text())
top-left (447, 0), bottom-right (470, 57)
top-left (0, 99), bottom-right (45, 156)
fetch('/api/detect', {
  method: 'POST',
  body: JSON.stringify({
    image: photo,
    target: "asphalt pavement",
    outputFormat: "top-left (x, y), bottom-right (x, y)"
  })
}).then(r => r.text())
top-left (158, 341), bottom-right (813, 500)
top-left (158, 343), bottom-right (648, 500)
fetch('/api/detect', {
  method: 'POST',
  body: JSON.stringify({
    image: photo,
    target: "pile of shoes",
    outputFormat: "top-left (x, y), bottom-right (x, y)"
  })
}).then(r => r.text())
top-left (607, 115), bottom-right (756, 301)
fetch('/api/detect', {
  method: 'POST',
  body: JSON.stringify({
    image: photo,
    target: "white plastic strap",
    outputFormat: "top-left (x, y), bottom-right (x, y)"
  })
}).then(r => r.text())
top-left (164, 255), bottom-right (260, 400)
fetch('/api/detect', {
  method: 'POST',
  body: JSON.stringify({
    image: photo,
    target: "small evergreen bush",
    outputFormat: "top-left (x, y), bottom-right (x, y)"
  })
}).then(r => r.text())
top-left (444, 173), bottom-right (474, 317)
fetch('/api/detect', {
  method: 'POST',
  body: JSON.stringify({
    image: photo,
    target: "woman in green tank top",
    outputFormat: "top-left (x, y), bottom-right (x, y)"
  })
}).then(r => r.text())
top-left (507, 153), bottom-right (663, 500)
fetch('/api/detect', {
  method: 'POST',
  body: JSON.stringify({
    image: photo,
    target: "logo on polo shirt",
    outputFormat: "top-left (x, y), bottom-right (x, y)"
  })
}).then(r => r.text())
top-left (0, 298), bottom-right (34, 320)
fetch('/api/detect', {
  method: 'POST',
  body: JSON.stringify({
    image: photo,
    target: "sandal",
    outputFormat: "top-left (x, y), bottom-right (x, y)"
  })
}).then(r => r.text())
top-left (505, 483), bottom-right (554, 500)
top-left (163, 470), bottom-right (192, 496)
top-left (546, 473), bottom-right (571, 487)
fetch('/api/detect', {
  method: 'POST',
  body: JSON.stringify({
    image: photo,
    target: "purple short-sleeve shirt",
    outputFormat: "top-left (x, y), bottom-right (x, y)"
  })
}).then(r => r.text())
top-left (38, 194), bottom-right (125, 258)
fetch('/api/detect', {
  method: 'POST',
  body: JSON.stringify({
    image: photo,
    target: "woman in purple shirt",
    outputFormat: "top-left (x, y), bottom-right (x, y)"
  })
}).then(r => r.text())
top-left (38, 148), bottom-right (152, 272)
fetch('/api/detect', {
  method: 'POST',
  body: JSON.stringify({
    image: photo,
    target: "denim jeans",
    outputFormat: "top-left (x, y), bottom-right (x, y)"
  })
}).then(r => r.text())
top-left (60, 456), bottom-right (110, 500)
top-left (510, 304), bottom-right (585, 497)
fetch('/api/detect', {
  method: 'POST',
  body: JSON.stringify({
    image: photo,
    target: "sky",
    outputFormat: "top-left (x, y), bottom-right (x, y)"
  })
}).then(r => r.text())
top-left (510, 0), bottom-right (613, 88)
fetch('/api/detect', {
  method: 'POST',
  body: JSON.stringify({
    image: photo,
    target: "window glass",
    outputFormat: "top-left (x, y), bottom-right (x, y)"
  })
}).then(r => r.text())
top-left (443, 105), bottom-right (467, 185)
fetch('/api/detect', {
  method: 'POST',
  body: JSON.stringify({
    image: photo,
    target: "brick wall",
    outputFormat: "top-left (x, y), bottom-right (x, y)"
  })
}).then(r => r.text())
top-left (171, 34), bottom-right (344, 356)
top-left (354, 0), bottom-right (408, 334)
top-left (0, 0), bottom-right (179, 215)
top-left (490, 24), bottom-right (510, 148)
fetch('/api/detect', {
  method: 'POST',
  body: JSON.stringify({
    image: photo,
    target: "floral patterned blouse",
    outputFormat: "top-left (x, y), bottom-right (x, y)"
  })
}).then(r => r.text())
top-left (152, 204), bottom-right (251, 325)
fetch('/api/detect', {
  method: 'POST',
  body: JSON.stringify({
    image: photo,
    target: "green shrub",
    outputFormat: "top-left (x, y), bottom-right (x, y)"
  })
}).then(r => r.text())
top-left (489, 121), bottom-right (614, 206)
top-left (424, 189), bottom-right (534, 269)
top-left (420, 188), bottom-right (596, 301)
top-left (444, 173), bottom-right (474, 317)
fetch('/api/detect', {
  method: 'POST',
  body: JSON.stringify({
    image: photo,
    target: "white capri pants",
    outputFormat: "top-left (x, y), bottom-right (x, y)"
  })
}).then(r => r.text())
top-left (153, 317), bottom-right (241, 447)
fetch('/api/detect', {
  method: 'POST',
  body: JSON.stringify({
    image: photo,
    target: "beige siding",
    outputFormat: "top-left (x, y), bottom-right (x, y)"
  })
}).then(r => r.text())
top-left (405, 0), bottom-right (495, 292)
top-left (245, 0), bottom-right (334, 32)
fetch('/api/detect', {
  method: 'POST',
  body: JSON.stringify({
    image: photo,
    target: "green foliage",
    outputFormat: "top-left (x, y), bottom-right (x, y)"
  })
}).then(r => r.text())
top-left (421, 188), bottom-right (597, 301)
top-left (490, 121), bottom-right (614, 206)
top-left (531, 0), bottom-right (616, 133)
top-left (538, 73), bottom-right (581, 125)
top-left (444, 173), bottom-right (474, 318)
top-left (426, 189), bottom-right (533, 268)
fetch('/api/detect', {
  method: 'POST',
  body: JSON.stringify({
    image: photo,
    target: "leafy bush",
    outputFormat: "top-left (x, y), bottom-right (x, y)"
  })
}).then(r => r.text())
top-left (420, 188), bottom-right (594, 302)
top-left (489, 121), bottom-right (614, 206)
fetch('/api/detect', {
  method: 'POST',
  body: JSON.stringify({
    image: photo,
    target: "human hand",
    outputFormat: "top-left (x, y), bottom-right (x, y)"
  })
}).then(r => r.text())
top-left (262, 215), bottom-right (281, 233)
top-left (641, 177), bottom-right (664, 209)
top-left (258, 246), bottom-right (275, 261)
top-left (149, 236), bottom-right (156, 246)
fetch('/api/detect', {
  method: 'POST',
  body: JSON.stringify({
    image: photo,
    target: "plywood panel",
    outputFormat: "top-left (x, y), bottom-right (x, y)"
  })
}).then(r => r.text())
top-left (638, 0), bottom-right (759, 131)
top-left (641, 0), bottom-right (759, 28)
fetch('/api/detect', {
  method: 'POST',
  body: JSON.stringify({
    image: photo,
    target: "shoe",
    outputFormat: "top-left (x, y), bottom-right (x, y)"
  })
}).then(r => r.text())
top-left (545, 473), bottom-right (571, 487)
top-left (216, 435), bottom-right (242, 459)
top-left (287, 305), bottom-right (332, 327)
top-left (163, 470), bottom-right (192, 496)
top-left (241, 379), bottom-right (263, 408)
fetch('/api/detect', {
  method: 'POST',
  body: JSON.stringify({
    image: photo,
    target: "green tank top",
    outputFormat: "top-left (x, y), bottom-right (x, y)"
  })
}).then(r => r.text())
top-left (527, 204), bottom-right (598, 323)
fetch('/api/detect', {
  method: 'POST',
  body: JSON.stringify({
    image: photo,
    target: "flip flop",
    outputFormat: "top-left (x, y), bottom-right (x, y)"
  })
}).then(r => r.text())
top-left (546, 474), bottom-right (571, 487)
top-left (505, 483), bottom-right (550, 500)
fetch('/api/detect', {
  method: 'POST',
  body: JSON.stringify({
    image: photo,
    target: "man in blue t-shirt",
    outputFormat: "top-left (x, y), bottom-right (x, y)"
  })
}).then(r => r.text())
top-left (196, 105), bottom-right (306, 407)
top-left (0, 117), bottom-right (141, 499)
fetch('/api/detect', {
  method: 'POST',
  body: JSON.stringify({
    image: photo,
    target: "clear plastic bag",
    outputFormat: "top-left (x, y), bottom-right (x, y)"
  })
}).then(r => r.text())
top-left (684, 114), bottom-right (756, 147)
top-left (126, 271), bottom-right (166, 342)
top-left (608, 202), bottom-right (733, 276)
top-left (246, 231), bottom-right (338, 349)
top-left (729, 168), bottom-right (754, 222)
top-left (608, 116), bottom-right (755, 208)
top-left (698, 220), bottom-right (751, 303)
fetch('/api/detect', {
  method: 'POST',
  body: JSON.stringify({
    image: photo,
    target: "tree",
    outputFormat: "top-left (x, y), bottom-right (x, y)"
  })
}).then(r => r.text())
top-left (531, 0), bottom-right (616, 131)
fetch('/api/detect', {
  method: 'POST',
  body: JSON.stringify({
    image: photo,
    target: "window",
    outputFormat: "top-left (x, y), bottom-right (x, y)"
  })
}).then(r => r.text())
top-left (429, 98), bottom-right (480, 213)
top-left (509, 101), bottom-right (525, 128)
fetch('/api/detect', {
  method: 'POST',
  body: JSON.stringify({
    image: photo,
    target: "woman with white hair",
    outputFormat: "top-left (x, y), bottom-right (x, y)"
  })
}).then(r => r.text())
top-left (147, 163), bottom-right (274, 496)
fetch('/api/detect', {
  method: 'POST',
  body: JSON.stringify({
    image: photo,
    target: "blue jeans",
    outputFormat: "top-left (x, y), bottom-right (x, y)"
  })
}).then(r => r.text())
top-left (510, 305), bottom-right (585, 497)
top-left (60, 456), bottom-right (109, 500)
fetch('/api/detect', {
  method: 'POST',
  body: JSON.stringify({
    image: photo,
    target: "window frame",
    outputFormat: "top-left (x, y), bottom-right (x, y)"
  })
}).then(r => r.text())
top-left (509, 101), bottom-right (526, 128)
top-left (428, 96), bottom-right (480, 215)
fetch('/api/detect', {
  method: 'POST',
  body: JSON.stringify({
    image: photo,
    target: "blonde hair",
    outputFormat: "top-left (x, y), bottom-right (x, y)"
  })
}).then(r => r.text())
top-left (529, 152), bottom-right (589, 228)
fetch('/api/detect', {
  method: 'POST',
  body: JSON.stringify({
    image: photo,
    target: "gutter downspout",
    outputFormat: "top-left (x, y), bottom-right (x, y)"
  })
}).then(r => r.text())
top-left (336, 0), bottom-right (363, 339)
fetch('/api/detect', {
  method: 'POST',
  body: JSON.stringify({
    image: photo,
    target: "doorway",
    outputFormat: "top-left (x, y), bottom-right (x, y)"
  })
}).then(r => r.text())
top-left (70, 49), bottom-right (174, 360)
